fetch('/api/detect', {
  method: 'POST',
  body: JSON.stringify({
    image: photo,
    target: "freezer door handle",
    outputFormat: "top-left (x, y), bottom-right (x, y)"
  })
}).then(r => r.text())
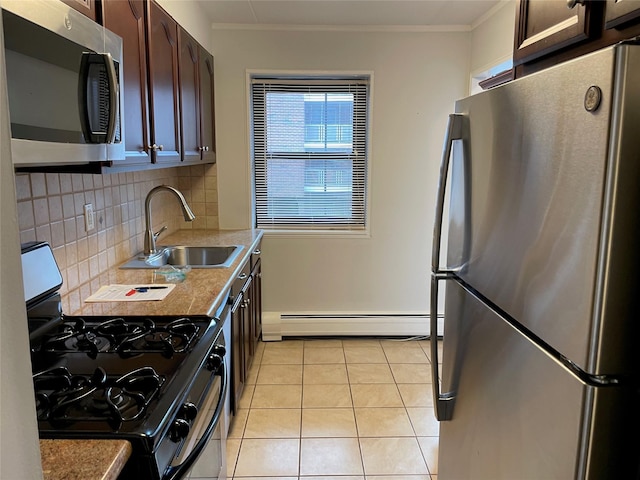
top-left (430, 113), bottom-right (463, 422)
top-left (430, 272), bottom-right (455, 421)
top-left (432, 113), bottom-right (464, 274)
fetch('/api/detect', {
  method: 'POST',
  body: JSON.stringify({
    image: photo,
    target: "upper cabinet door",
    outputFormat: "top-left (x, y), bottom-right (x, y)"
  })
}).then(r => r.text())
top-left (61, 0), bottom-right (98, 21)
top-left (178, 28), bottom-right (201, 164)
top-left (102, 0), bottom-right (152, 164)
top-left (513, 0), bottom-right (599, 66)
top-left (147, 0), bottom-right (181, 164)
top-left (199, 48), bottom-right (216, 163)
top-left (605, 0), bottom-right (640, 29)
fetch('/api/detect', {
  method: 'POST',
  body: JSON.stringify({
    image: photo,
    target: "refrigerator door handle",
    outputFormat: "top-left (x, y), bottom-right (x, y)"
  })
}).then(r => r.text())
top-left (430, 272), bottom-right (455, 421)
top-left (430, 113), bottom-right (464, 422)
top-left (431, 113), bottom-right (464, 274)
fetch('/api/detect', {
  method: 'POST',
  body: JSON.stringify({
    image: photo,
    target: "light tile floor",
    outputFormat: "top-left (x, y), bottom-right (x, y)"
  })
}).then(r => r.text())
top-left (226, 337), bottom-right (440, 480)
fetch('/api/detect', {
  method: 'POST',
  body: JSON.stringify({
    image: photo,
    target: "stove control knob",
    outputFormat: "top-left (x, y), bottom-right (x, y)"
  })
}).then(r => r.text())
top-left (206, 353), bottom-right (223, 372)
top-left (169, 419), bottom-right (190, 442)
top-left (180, 402), bottom-right (198, 421)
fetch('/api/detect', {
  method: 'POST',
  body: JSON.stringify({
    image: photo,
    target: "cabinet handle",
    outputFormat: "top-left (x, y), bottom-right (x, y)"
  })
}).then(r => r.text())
top-left (238, 273), bottom-right (247, 280)
top-left (198, 146), bottom-right (210, 152)
top-left (149, 144), bottom-right (164, 151)
top-left (252, 249), bottom-right (261, 255)
top-left (566, 0), bottom-right (585, 8)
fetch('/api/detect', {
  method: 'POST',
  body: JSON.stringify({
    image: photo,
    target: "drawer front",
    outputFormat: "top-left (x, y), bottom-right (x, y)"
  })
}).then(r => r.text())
top-left (230, 261), bottom-right (251, 303)
top-left (250, 240), bottom-right (262, 269)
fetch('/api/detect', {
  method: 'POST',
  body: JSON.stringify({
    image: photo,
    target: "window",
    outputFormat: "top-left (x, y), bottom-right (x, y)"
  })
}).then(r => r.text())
top-left (250, 76), bottom-right (369, 230)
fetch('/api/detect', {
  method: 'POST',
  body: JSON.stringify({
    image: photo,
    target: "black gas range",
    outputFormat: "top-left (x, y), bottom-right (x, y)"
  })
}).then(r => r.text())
top-left (23, 242), bottom-right (228, 480)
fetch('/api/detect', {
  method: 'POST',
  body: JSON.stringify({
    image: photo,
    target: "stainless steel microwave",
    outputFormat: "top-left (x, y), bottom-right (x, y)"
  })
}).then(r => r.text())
top-left (1, 0), bottom-right (125, 167)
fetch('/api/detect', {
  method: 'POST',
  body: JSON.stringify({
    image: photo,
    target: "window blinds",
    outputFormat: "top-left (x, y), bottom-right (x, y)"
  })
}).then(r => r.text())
top-left (251, 77), bottom-right (369, 230)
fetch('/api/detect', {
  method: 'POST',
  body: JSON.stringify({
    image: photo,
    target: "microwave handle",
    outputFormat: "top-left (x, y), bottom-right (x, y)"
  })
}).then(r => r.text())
top-left (103, 53), bottom-right (119, 143)
top-left (78, 52), bottom-right (119, 144)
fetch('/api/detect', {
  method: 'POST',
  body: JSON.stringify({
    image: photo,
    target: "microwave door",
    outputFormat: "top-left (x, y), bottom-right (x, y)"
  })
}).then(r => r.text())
top-left (1, 1), bottom-right (125, 166)
top-left (78, 52), bottom-right (120, 144)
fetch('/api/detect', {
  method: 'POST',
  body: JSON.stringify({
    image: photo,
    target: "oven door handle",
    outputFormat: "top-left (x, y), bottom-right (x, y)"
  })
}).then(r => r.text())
top-left (162, 360), bottom-right (227, 480)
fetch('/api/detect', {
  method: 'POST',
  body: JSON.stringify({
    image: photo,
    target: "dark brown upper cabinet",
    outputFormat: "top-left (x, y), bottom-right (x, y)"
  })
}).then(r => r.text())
top-left (178, 29), bottom-right (202, 164)
top-left (103, 0), bottom-right (216, 169)
top-left (178, 29), bottom-right (217, 164)
top-left (146, 1), bottom-right (181, 165)
top-left (102, 0), bottom-right (152, 166)
top-left (605, 0), bottom-right (640, 29)
top-left (102, 0), bottom-right (181, 167)
top-left (61, 0), bottom-right (98, 21)
top-left (199, 47), bottom-right (216, 163)
top-left (514, 0), bottom-right (640, 78)
top-left (513, 0), bottom-right (600, 66)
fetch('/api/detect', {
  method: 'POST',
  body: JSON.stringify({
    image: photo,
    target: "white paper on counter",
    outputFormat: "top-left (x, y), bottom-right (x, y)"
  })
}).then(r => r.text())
top-left (85, 284), bottom-right (175, 302)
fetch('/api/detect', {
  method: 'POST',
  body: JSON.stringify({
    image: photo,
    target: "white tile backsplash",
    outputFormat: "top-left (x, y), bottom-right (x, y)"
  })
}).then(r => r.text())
top-left (16, 163), bottom-right (218, 313)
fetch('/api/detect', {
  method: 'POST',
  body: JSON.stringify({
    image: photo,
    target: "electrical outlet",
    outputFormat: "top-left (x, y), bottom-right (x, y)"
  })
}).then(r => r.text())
top-left (83, 203), bottom-right (95, 231)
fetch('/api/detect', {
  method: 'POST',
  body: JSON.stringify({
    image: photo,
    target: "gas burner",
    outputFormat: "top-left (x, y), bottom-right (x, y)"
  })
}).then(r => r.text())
top-left (33, 366), bottom-right (164, 429)
top-left (34, 366), bottom-right (107, 420)
top-left (65, 331), bottom-right (112, 355)
top-left (117, 318), bottom-right (200, 358)
top-left (34, 317), bottom-right (201, 358)
top-left (94, 317), bottom-right (152, 339)
top-left (39, 319), bottom-right (106, 359)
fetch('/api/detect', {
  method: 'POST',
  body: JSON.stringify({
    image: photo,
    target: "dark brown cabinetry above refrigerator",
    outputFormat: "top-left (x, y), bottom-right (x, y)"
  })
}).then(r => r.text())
top-left (60, 0), bottom-right (98, 21)
top-left (514, 0), bottom-right (640, 78)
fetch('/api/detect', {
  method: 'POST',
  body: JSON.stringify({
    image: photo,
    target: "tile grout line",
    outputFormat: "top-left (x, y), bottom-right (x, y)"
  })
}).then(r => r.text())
top-left (230, 338), bottom-right (438, 479)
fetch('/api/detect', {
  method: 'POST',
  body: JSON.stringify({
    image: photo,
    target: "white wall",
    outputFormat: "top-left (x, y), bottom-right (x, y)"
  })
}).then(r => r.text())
top-left (211, 27), bottom-right (471, 333)
top-left (0, 15), bottom-right (43, 479)
top-left (157, 0), bottom-right (213, 52)
top-left (470, 0), bottom-right (517, 77)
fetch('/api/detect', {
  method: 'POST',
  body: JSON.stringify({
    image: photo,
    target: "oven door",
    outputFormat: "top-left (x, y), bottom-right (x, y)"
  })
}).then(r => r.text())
top-left (163, 340), bottom-right (227, 480)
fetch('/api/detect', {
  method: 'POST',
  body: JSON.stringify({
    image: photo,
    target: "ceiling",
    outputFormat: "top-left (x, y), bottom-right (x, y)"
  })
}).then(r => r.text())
top-left (196, 0), bottom-right (505, 29)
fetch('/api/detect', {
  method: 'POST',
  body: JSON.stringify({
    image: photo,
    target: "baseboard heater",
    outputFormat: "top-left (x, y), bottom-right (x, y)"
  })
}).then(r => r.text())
top-left (262, 312), bottom-right (444, 341)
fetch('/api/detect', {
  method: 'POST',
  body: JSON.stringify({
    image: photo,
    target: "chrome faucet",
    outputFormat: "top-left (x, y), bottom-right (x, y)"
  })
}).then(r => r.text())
top-left (143, 185), bottom-right (196, 255)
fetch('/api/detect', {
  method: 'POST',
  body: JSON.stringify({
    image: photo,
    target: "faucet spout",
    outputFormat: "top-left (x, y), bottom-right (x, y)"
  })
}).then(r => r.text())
top-left (143, 185), bottom-right (195, 255)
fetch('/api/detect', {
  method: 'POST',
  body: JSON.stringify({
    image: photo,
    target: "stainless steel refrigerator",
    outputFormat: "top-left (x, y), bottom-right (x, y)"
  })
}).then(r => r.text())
top-left (430, 42), bottom-right (640, 480)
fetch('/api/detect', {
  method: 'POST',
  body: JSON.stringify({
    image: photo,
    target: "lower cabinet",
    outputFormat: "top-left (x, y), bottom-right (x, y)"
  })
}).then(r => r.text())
top-left (250, 257), bottom-right (262, 356)
top-left (230, 248), bottom-right (262, 414)
top-left (230, 261), bottom-right (249, 413)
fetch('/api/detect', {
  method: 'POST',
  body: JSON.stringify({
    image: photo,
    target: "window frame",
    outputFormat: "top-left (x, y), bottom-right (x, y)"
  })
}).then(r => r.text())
top-left (248, 70), bottom-right (373, 237)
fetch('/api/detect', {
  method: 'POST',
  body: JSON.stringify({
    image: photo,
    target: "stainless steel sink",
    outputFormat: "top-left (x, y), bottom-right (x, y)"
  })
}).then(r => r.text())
top-left (120, 245), bottom-right (243, 269)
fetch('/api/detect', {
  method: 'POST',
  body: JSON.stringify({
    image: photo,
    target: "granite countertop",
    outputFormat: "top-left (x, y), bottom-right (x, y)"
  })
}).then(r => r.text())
top-left (71, 228), bottom-right (263, 318)
top-left (47, 228), bottom-right (262, 479)
top-left (40, 439), bottom-right (131, 480)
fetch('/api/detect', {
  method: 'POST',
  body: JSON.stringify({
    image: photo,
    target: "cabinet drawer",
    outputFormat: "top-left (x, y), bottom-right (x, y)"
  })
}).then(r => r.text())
top-left (229, 261), bottom-right (251, 304)
top-left (250, 240), bottom-right (262, 269)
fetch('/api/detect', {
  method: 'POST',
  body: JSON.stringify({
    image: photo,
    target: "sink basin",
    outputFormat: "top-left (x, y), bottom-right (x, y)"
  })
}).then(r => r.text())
top-left (120, 245), bottom-right (243, 269)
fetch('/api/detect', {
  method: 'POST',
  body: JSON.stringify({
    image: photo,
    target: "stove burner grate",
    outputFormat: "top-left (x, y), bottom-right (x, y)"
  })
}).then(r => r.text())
top-left (34, 365), bottom-right (164, 429)
top-left (35, 317), bottom-right (201, 358)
